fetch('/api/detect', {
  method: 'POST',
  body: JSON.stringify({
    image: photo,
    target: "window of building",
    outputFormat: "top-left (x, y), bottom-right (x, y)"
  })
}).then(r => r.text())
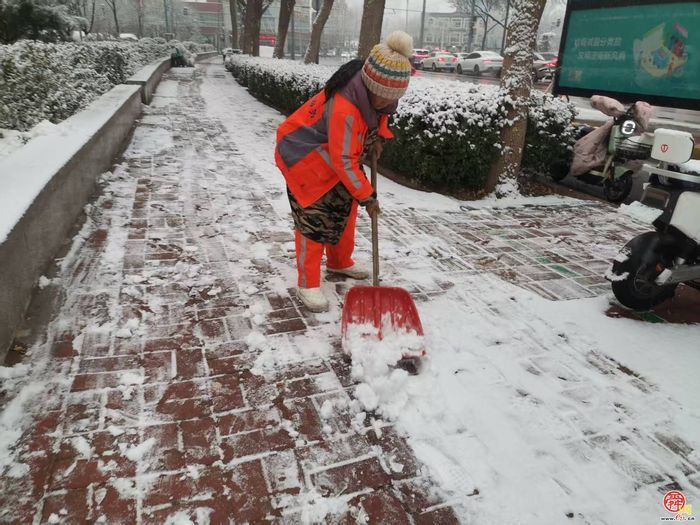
top-left (451, 17), bottom-right (461, 29)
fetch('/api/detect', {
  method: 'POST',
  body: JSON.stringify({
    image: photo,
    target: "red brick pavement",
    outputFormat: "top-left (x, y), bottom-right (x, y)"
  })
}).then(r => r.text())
top-left (0, 70), bottom-right (465, 524)
top-left (4, 63), bottom-right (699, 525)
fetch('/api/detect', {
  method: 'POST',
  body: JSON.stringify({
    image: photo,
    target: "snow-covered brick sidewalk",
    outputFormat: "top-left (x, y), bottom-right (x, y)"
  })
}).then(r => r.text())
top-left (0, 61), bottom-right (698, 524)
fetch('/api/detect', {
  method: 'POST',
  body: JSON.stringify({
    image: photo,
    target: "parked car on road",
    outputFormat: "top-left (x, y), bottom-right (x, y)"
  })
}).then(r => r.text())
top-left (455, 51), bottom-right (503, 75)
top-left (539, 52), bottom-right (558, 62)
top-left (410, 48), bottom-right (430, 66)
top-left (537, 55), bottom-right (558, 79)
top-left (532, 52), bottom-right (549, 80)
top-left (419, 52), bottom-right (457, 72)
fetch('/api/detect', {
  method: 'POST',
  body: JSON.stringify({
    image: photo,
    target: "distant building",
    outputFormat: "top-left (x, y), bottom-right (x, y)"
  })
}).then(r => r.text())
top-left (183, 0), bottom-right (225, 48)
top-left (423, 12), bottom-right (473, 51)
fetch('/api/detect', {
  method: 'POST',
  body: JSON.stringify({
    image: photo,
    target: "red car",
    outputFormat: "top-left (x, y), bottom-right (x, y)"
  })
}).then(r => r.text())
top-left (537, 53), bottom-right (558, 79)
top-left (410, 48), bottom-right (430, 67)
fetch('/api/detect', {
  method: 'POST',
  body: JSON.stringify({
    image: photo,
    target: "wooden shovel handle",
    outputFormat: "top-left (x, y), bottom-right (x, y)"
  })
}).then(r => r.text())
top-left (371, 155), bottom-right (379, 287)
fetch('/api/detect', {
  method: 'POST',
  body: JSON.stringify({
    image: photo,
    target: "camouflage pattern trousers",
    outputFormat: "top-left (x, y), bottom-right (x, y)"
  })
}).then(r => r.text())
top-left (287, 183), bottom-right (353, 245)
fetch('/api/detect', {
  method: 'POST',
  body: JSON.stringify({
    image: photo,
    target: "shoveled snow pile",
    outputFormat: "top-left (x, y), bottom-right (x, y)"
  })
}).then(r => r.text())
top-left (344, 322), bottom-right (424, 420)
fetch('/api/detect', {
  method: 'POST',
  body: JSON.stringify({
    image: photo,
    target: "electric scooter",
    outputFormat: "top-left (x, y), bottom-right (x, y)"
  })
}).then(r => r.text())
top-left (608, 128), bottom-right (700, 310)
top-left (550, 96), bottom-right (655, 203)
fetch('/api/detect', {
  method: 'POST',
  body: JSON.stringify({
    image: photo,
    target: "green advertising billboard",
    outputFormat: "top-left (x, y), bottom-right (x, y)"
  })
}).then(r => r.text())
top-left (554, 0), bottom-right (700, 110)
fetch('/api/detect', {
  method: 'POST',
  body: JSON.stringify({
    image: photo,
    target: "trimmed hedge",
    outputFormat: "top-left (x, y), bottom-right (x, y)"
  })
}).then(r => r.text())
top-left (0, 39), bottom-right (210, 131)
top-left (227, 55), bottom-right (576, 193)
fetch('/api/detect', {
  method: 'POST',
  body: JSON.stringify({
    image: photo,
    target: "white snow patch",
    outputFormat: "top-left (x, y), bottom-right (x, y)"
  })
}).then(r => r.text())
top-left (605, 269), bottom-right (629, 282)
top-left (678, 159), bottom-right (700, 175)
top-left (164, 508), bottom-right (213, 525)
top-left (245, 331), bottom-right (268, 350)
top-left (278, 489), bottom-right (349, 523)
top-left (122, 438), bottom-right (156, 462)
top-left (72, 436), bottom-right (93, 459)
top-left (107, 425), bottom-right (125, 437)
top-left (111, 478), bottom-right (139, 499)
top-left (0, 382), bottom-right (46, 477)
top-left (0, 364), bottom-right (30, 380)
top-left (354, 383), bottom-right (379, 412)
top-left (319, 400), bottom-right (334, 419)
top-left (119, 371), bottom-right (144, 386)
top-left (618, 201), bottom-right (663, 224)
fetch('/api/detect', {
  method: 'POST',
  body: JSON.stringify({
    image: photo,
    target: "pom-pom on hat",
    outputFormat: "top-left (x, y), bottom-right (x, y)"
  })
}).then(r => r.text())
top-left (361, 31), bottom-right (413, 101)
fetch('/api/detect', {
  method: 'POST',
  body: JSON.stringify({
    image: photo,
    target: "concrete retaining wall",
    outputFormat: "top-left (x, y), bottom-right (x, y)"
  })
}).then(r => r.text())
top-left (0, 84), bottom-right (142, 360)
top-left (126, 57), bottom-right (171, 104)
top-left (0, 51), bottom-right (221, 359)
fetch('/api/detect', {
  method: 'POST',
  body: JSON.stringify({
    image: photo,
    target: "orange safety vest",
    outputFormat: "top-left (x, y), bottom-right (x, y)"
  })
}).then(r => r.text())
top-left (275, 78), bottom-right (394, 208)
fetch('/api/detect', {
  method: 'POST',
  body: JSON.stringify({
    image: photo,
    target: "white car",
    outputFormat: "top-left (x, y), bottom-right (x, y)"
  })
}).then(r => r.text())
top-left (419, 52), bottom-right (458, 72)
top-left (455, 51), bottom-right (504, 76)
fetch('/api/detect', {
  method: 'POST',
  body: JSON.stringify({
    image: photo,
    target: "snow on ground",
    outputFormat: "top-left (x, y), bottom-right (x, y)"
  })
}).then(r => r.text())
top-left (203, 62), bottom-right (700, 522)
top-left (0, 61), bottom-right (698, 523)
top-left (0, 120), bottom-right (59, 162)
top-left (618, 201), bottom-right (664, 224)
top-left (679, 159), bottom-right (700, 175)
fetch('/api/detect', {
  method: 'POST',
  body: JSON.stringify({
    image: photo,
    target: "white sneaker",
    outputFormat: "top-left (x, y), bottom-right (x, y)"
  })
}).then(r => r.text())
top-left (327, 263), bottom-right (369, 280)
top-left (297, 287), bottom-right (330, 313)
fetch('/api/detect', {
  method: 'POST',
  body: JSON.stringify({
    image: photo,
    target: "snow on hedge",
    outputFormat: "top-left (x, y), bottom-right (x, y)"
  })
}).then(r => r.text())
top-left (226, 55), bottom-right (577, 192)
top-left (0, 38), bottom-right (208, 132)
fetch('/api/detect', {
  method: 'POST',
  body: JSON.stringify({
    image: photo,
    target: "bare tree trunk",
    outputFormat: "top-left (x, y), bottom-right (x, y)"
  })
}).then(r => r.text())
top-left (230, 0), bottom-right (240, 48)
top-left (106, 0), bottom-right (120, 35)
top-left (274, 0), bottom-right (295, 58)
top-left (242, 1), bottom-right (253, 53)
top-left (484, 0), bottom-right (547, 195)
top-left (481, 18), bottom-right (489, 49)
top-left (243, 0), bottom-right (262, 55)
top-left (135, 0), bottom-right (144, 37)
top-left (357, 0), bottom-right (385, 59)
top-left (304, 0), bottom-right (334, 64)
top-left (88, 0), bottom-right (96, 33)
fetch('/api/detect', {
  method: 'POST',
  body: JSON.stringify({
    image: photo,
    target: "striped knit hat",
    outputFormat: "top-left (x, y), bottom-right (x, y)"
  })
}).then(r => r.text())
top-left (362, 31), bottom-right (413, 101)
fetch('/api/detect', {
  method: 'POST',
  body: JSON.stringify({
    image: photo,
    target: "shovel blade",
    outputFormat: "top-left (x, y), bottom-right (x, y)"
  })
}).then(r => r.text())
top-left (341, 286), bottom-right (425, 357)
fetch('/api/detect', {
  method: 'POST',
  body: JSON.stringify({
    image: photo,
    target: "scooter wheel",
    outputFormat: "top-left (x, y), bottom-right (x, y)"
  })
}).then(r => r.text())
top-left (603, 171), bottom-right (633, 203)
top-left (611, 232), bottom-right (678, 310)
top-left (549, 159), bottom-right (569, 182)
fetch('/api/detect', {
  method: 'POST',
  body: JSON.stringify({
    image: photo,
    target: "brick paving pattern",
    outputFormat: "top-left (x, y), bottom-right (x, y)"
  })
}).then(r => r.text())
top-left (1, 63), bottom-right (698, 524)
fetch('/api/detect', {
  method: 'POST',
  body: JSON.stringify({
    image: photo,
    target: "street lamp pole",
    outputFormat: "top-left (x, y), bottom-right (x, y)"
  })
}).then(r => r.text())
top-left (163, 0), bottom-right (169, 33)
top-left (313, 0), bottom-right (320, 64)
top-left (500, 0), bottom-right (511, 55)
top-left (291, 7), bottom-right (296, 59)
top-left (418, 0), bottom-right (426, 48)
top-left (405, 0), bottom-right (409, 32)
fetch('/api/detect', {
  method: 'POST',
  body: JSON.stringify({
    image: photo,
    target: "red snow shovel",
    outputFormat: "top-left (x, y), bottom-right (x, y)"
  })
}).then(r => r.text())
top-left (341, 155), bottom-right (426, 373)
